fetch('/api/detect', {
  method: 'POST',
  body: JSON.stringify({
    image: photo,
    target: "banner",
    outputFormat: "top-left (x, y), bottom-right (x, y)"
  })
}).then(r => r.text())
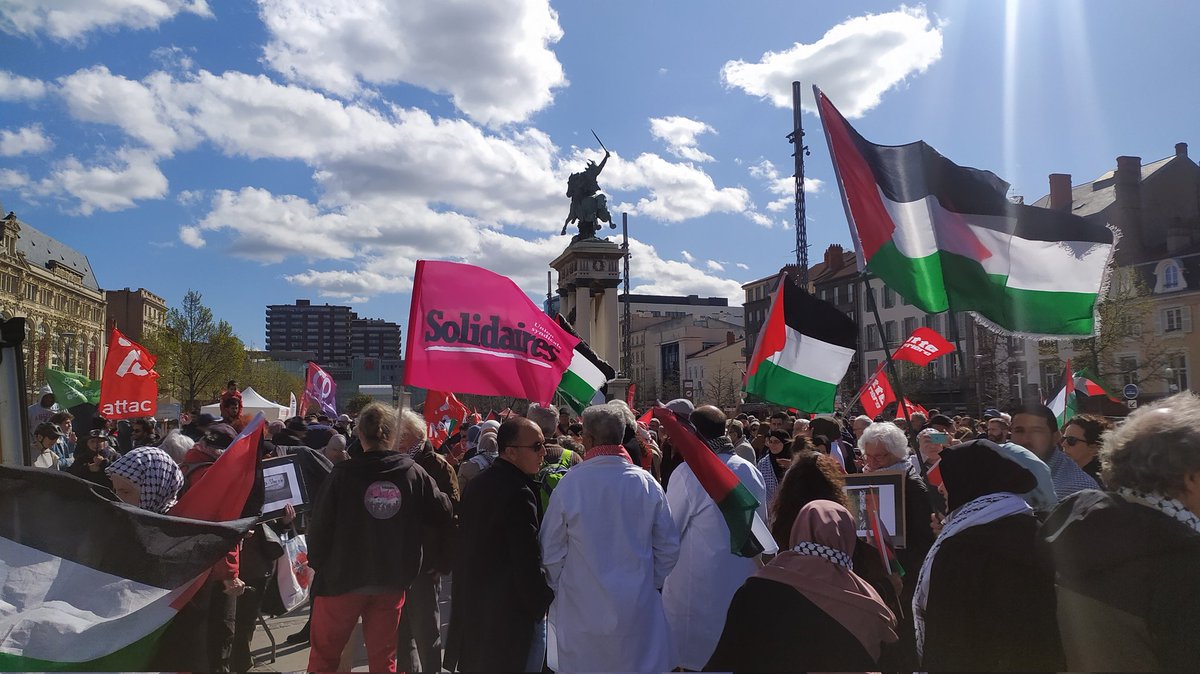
top-left (304, 362), bottom-right (337, 418)
top-left (288, 392), bottom-right (298, 418)
top-left (891, 326), bottom-right (955, 367)
top-left (404, 260), bottom-right (580, 403)
top-left (861, 369), bottom-right (896, 419)
top-left (899, 398), bottom-right (928, 418)
top-left (626, 383), bottom-right (636, 409)
top-left (45, 368), bottom-right (101, 409)
top-left (425, 390), bottom-right (469, 447)
top-left (98, 327), bottom-right (158, 420)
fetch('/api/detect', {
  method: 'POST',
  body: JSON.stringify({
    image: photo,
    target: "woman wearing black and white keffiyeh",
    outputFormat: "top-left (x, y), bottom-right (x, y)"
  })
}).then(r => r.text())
top-left (1044, 391), bottom-right (1200, 672)
top-left (913, 439), bottom-right (1065, 672)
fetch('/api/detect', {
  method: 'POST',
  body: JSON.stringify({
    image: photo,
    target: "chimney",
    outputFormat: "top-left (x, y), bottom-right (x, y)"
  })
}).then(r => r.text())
top-left (1114, 156), bottom-right (1144, 259)
top-left (1177, 142), bottom-right (1189, 160)
top-left (1049, 173), bottom-right (1072, 211)
top-left (824, 244), bottom-right (845, 272)
top-left (726, 331), bottom-right (735, 346)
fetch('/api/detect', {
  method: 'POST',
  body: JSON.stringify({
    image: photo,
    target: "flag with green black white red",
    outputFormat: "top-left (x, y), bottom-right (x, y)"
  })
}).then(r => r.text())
top-left (555, 314), bottom-right (616, 414)
top-left (816, 86), bottom-right (1114, 337)
top-left (744, 272), bottom-right (858, 413)
top-left (0, 467), bottom-right (251, 671)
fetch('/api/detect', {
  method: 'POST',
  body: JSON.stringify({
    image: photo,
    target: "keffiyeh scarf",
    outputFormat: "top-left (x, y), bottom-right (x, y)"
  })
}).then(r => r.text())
top-left (1118, 487), bottom-right (1200, 535)
top-left (791, 541), bottom-right (853, 570)
top-left (106, 447), bottom-right (184, 514)
top-left (913, 492), bottom-right (1032, 658)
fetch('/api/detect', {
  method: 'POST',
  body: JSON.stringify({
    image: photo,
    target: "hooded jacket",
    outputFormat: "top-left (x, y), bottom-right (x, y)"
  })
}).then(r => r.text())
top-left (1042, 490), bottom-right (1200, 671)
top-left (306, 450), bottom-right (453, 596)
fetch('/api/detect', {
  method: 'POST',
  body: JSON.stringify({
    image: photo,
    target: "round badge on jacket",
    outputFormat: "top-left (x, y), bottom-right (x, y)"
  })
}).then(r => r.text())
top-left (363, 481), bottom-right (402, 519)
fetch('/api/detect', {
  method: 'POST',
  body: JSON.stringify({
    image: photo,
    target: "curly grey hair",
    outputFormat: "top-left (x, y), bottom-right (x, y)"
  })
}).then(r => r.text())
top-left (860, 421), bottom-right (910, 461)
top-left (1102, 391), bottom-right (1200, 497)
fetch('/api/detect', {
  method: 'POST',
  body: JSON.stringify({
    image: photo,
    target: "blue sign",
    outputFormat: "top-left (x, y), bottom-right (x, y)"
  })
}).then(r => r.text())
top-left (1123, 383), bottom-right (1139, 400)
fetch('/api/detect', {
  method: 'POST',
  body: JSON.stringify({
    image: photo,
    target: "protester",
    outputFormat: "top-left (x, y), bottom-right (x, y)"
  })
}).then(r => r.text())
top-left (1009, 403), bottom-right (1099, 500)
top-left (707, 500), bottom-right (898, 671)
top-left (751, 420), bottom-right (770, 458)
top-left (457, 420), bottom-right (499, 493)
top-left (131, 417), bottom-right (157, 448)
top-left (219, 395), bottom-right (246, 432)
top-left (557, 406), bottom-right (572, 437)
top-left (180, 423), bottom-right (238, 491)
top-left (1043, 392), bottom-right (1200, 670)
top-left (528, 404), bottom-right (579, 509)
top-left (31, 421), bottom-right (62, 469)
top-left (66, 429), bottom-right (118, 489)
top-left (726, 419), bottom-right (756, 464)
top-left (106, 446), bottom-right (185, 514)
top-left (1060, 414), bottom-right (1111, 487)
top-left (661, 405), bottom-right (766, 670)
top-left (757, 429), bottom-right (793, 505)
top-left (915, 439), bottom-right (1063, 671)
top-left (792, 417), bottom-right (810, 439)
top-left (985, 414), bottom-right (1010, 443)
top-left (48, 410), bottom-right (75, 468)
top-left (769, 411), bottom-right (787, 432)
top-left (305, 402), bottom-right (453, 673)
top-left (991, 441), bottom-right (1058, 514)
top-left (911, 427), bottom-right (950, 513)
top-left (274, 416), bottom-right (307, 446)
top-left (851, 414), bottom-right (871, 443)
top-left (811, 416), bottom-right (852, 472)
top-left (231, 508), bottom-right (291, 673)
top-left (181, 412), bottom-right (220, 442)
top-left (540, 404), bottom-right (681, 673)
top-left (445, 417), bottom-right (554, 673)
top-left (396, 410), bottom-right (459, 674)
top-left (27, 385), bottom-right (57, 451)
top-left (320, 433), bottom-right (349, 464)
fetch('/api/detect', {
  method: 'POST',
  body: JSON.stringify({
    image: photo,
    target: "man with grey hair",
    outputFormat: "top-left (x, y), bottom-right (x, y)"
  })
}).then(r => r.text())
top-left (852, 414), bottom-right (872, 442)
top-left (540, 404), bottom-right (680, 673)
top-left (1043, 392), bottom-right (1200, 671)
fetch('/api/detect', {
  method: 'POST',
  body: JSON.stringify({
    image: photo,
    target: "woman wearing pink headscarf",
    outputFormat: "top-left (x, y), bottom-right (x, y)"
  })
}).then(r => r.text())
top-left (705, 500), bottom-right (898, 672)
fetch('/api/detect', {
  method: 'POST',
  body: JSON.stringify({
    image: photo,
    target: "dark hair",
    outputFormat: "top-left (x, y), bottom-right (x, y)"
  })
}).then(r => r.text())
top-left (497, 418), bottom-right (531, 454)
top-left (568, 422), bottom-right (583, 435)
top-left (727, 419), bottom-right (744, 440)
top-left (929, 414), bottom-right (955, 429)
top-left (811, 434), bottom-right (831, 451)
top-left (769, 451), bottom-right (849, 549)
top-left (768, 429), bottom-right (792, 444)
top-left (788, 436), bottom-right (812, 454)
top-left (1009, 403), bottom-right (1059, 432)
top-left (809, 417), bottom-right (839, 440)
top-left (49, 410), bottom-right (73, 425)
top-left (692, 405), bottom-right (727, 441)
top-left (770, 412), bottom-right (787, 422)
top-left (1064, 414), bottom-right (1112, 445)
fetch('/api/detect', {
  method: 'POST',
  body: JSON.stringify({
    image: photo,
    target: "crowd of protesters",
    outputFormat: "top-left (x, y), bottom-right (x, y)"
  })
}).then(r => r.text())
top-left (21, 373), bottom-right (1200, 672)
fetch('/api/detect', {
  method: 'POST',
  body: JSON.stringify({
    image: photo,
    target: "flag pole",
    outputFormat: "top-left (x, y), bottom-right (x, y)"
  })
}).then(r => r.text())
top-left (790, 81), bottom-right (810, 284)
top-left (946, 310), bottom-right (974, 415)
top-left (862, 274), bottom-right (912, 426)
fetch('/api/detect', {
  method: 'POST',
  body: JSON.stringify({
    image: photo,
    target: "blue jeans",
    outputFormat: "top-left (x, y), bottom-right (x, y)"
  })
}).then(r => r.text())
top-left (525, 617), bottom-right (547, 672)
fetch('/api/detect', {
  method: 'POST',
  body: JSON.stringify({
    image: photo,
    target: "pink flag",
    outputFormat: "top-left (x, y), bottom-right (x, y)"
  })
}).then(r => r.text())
top-left (404, 260), bottom-right (580, 403)
top-left (304, 362), bottom-right (338, 417)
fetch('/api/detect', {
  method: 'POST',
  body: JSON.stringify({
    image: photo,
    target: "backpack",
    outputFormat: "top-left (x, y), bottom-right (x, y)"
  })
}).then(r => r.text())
top-left (538, 448), bottom-right (574, 511)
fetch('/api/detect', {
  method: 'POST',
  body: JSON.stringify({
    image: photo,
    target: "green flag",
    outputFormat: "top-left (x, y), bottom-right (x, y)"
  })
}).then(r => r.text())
top-left (45, 368), bottom-right (101, 408)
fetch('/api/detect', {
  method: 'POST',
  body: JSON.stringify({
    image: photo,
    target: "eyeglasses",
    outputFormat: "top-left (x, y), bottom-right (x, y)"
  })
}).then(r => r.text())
top-left (509, 441), bottom-right (546, 452)
top-left (1060, 436), bottom-right (1091, 447)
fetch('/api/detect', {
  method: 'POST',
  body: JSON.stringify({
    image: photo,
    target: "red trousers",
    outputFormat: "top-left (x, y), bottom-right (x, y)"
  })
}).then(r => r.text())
top-left (308, 591), bottom-right (406, 673)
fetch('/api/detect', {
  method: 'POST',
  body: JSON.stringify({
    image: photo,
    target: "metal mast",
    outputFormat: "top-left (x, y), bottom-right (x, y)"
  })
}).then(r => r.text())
top-left (621, 212), bottom-right (631, 378)
top-left (789, 80), bottom-right (810, 285)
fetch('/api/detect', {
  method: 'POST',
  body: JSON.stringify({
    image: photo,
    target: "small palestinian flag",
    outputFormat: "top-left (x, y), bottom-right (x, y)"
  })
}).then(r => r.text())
top-left (817, 86), bottom-right (1114, 337)
top-left (652, 407), bottom-right (778, 557)
top-left (866, 490), bottom-right (904, 576)
top-left (744, 272), bottom-right (857, 413)
top-left (0, 467), bottom-right (251, 671)
top-left (1046, 359), bottom-right (1078, 427)
top-left (555, 314), bottom-right (616, 414)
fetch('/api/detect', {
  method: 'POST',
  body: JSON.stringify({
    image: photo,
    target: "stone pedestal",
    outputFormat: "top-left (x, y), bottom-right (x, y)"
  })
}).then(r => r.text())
top-left (549, 238), bottom-right (625, 380)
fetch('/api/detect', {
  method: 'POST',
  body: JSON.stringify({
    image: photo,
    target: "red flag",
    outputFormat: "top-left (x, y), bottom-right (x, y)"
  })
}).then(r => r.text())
top-left (404, 260), bottom-right (580, 403)
top-left (638, 408), bottom-right (653, 425)
top-left (891, 326), bottom-right (955, 366)
top-left (486, 410), bottom-right (498, 422)
top-left (172, 415), bottom-right (266, 521)
top-left (626, 383), bottom-right (637, 408)
top-left (425, 391), bottom-right (469, 447)
top-left (304, 362), bottom-right (338, 418)
top-left (899, 398), bottom-right (928, 418)
top-left (861, 369), bottom-right (896, 419)
top-left (926, 459), bottom-right (944, 489)
top-left (98, 326), bottom-right (159, 420)
top-left (470, 411), bottom-right (482, 425)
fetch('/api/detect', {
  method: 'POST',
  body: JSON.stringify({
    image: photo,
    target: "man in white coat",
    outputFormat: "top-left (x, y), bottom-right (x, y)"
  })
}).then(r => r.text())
top-left (540, 403), bottom-right (681, 673)
top-left (662, 404), bottom-right (768, 670)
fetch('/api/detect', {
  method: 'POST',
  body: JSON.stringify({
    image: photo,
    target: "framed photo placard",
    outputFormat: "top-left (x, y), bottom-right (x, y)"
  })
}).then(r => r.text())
top-left (843, 470), bottom-right (908, 548)
top-left (262, 454), bottom-right (309, 519)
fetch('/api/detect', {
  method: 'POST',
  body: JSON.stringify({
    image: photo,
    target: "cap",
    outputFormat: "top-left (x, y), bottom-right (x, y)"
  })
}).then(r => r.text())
top-left (982, 408), bottom-right (1003, 420)
top-left (194, 413), bottom-right (220, 427)
top-left (558, 406), bottom-right (571, 415)
top-left (665, 398), bottom-right (695, 418)
top-left (337, 414), bottom-right (352, 424)
top-left (929, 414), bottom-right (955, 428)
top-left (34, 422), bottom-right (62, 438)
top-left (88, 429), bottom-right (110, 440)
top-left (204, 423), bottom-right (238, 449)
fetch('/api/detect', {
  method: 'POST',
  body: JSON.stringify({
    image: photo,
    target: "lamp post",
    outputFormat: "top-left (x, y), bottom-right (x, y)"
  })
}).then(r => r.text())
top-left (59, 331), bottom-right (75, 373)
top-left (1166, 366), bottom-right (1179, 395)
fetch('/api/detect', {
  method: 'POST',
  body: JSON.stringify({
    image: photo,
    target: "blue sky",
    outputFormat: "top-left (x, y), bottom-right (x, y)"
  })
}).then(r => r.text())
top-left (1, 0), bottom-right (1197, 348)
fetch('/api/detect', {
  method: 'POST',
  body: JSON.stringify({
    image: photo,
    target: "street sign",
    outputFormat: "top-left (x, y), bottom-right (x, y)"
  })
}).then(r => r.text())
top-left (1123, 384), bottom-right (1139, 400)
top-left (1127, 399), bottom-right (1138, 409)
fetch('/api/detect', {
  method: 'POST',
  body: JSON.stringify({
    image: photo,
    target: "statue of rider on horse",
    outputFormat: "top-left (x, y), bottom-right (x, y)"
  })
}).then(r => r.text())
top-left (561, 131), bottom-right (616, 242)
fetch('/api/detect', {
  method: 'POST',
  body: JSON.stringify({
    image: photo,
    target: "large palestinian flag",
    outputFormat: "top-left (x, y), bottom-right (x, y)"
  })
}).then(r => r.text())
top-left (816, 86), bottom-right (1114, 337)
top-left (0, 467), bottom-right (252, 671)
top-left (744, 273), bottom-right (858, 413)
top-left (555, 314), bottom-right (616, 414)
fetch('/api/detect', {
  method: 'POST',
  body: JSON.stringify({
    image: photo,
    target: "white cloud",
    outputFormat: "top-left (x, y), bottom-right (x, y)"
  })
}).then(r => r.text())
top-left (0, 169), bottom-right (29, 189)
top-left (745, 210), bottom-right (774, 228)
top-left (285, 269), bottom-right (413, 299)
top-left (749, 159), bottom-right (823, 213)
top-left (736, 262), bottom-right (750, 270)
top-left (0, 125), bottom-right (53, 156)
top-left (605, 152), bottom-right (750, 222)
top-left (721, 6), bottom-right (944, 118)
top-left (649, 116), bottom-right (715, 162)
top-left (0, 0), bottom-right (212, 41)
top-left (179, 225), bottom-right (205, 248)
top-left (628, 239), bottom-right (743, 303)
top-left (0, 70), bottom-right (47, 100)
top-left (680, 250), bottom-right (695, 263)
top-left (257, 0), bottom-right (566, 126)
top-left (34, 148), bottom-right (168, 215)
top-left (706, 260), bottom-right (725, 272)
top-left (176, 189), bottom-right (204, 205)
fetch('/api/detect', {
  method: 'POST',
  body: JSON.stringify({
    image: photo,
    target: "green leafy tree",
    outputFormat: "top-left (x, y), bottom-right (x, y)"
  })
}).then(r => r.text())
top-left (1071, 269), bottom-right (1169, 389)
top-left (144, 290), bottom-right (245, 410)
top-left (345, 393), bottom-right (375, 416)
top-left (240, 357), bottom-right (304, 409)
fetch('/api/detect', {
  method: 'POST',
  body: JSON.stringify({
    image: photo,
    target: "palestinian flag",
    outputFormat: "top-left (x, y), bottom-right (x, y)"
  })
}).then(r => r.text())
top-left (0, 467), bottom-right (251, 671)
top-left (44, 368), bottom-right (101, 408)
top-left (816, 86), bottom-right (1114, 337)
top-left (555, 314), bottom-right (616, 414)
top-left (652, 407), bottom-right (778, 557)
top-left (744, 272), bottom-right (857, 413)
top-left (1046, 360), bottom-right (1077, 426)
top-left (1073, 364), bottom-right (1121, 401)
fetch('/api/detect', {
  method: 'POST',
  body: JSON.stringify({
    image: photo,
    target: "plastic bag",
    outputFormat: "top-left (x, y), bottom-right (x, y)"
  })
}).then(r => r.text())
top-left (274, 533), bottom-right (315, 613)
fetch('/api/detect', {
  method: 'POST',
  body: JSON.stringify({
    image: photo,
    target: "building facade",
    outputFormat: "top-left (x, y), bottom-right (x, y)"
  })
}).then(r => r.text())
top-left (105, 287), bottom-right (167, 341)
top-left (0, 210), bottom-right (106, 396)
top-left (350, 317), bottom-right (402, 361)
top-left (265, 300), bottom-right (354, 366)
top-left (628, 315), bottom-right (744, 406)
top-left (686, 336), bottom-right (746, 411)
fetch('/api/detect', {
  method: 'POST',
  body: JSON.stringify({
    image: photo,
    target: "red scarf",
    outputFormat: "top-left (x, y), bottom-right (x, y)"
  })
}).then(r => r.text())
top-left (583, 444), bottom-right (632, 463)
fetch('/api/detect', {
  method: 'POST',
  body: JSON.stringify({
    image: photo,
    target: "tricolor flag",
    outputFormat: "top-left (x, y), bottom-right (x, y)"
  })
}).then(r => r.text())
top-left (653, 407), bottom-right (778, 558)
top-left (744, 272), bottom-right (857, 413)
top-left (554, 314), bottom-right (616, 414)
top-left (1046, 360), bottom-right (1077, 426)
top-left (1072, 364), bottom-right (1120, 401)
top-left (0, 467), bottom-right (252, 671)
top-left (817, 86), bottom-right (1114, 337)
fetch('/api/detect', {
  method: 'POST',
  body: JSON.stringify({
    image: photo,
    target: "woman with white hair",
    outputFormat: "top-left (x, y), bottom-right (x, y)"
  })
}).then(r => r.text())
top-left (1043, 392), bottom-right (1200, 671)
top-left (158, 430), bottom-right (196, 465)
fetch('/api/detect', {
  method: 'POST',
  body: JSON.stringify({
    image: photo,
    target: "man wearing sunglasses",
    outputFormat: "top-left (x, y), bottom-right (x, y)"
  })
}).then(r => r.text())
top-left (1060, 415), bottom-right (1112, 487)
top-left (1009, 404), bottom-right (1099, 501)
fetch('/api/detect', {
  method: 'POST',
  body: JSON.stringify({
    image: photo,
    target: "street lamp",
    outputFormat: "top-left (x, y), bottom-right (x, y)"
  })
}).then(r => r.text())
top-left (59, 331), bottom-right (75, 373)
top-left (1166, 366), bottom-right (1179, 394)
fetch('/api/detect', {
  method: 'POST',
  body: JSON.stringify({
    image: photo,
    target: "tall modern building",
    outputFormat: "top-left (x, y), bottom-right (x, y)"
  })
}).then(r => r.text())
top-left (351, 317), bottom-right (402, 361)
top-left (265, 300), bottom-right (354, 366)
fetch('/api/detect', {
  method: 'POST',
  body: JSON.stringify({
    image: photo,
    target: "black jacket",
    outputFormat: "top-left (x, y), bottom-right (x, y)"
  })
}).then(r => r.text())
top-left (444, 458), bottom-right (553, 672)
top-left (922, 513), bottom-right (1063, 671)
top-left (306, 451), bottom-right (452, 597)
top-left (1043, 490), bottom-right (1200, 671)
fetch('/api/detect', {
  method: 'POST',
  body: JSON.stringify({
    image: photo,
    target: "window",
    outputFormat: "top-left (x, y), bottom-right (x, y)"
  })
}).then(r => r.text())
top-left (1040, 361), bottom-right (1061, 394)
top-left (903, 317), bottom-right (917, 339)
top-left (884, 320), bottom-right (897, 347)
top-left (902, 293), bottom-right (911, 306)
top-left (1164, 264), bottom-right (1180, 289)
top-left (1166, 353), bottom-right (1188, 393)
top-left (1009, 362), bottom-right (1026, 402)
top-left (1118, 355), bottom-right (1139, 387)
top-left (867, 358), bottom-right (879, 375)
top-left (1165, 307), bottom-right (1184, 332)
top-left (883, 287), bottom-right (895, 308)
top-left (924, 313), bottom-right (939, 333)
top-left (866, 325), bottom-right (881, 351)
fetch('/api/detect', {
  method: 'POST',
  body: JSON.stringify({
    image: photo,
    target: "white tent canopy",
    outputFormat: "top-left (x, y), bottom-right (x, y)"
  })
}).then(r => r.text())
top-left (201, 386), bottom-right (290, 422)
